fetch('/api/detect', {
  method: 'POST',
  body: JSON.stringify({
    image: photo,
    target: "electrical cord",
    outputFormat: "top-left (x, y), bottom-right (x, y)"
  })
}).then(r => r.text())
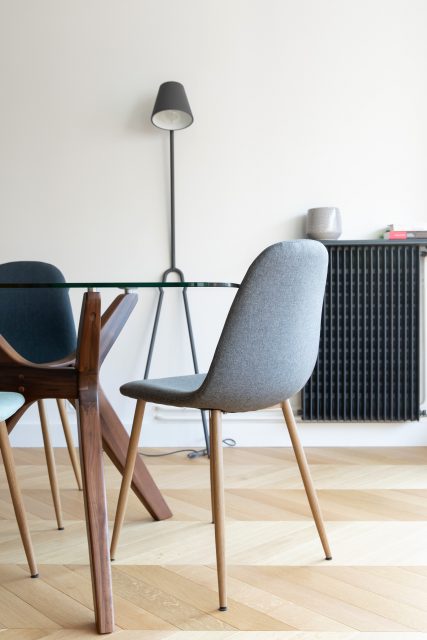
top-left (140, 448), bottom-right (201, 458)
top-left (140, 438), bottom-right (236, 459)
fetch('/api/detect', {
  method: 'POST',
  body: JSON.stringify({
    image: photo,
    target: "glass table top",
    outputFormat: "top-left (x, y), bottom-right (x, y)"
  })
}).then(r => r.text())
top-left (0, 281), bottom-right (239, 289)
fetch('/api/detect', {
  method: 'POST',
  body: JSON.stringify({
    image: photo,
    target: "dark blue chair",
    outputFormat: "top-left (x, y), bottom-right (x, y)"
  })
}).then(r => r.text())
top-left (0, 261), bottom-right (82, 530)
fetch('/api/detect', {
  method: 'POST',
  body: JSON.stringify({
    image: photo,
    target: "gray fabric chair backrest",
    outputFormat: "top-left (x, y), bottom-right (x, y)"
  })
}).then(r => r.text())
top-left (0, 261), bottom-right (76, 363)
top-left (198, 240), bottom-right (328, 412)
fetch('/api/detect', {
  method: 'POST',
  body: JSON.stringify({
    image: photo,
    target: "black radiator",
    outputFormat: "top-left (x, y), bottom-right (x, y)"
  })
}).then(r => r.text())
top-left (302, 241), bottom-right (425, 421)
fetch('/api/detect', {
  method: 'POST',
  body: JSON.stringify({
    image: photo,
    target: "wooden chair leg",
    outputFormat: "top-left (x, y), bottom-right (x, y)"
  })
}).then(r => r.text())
top-left (0, 420), bottom-right (38, 577)
top-left (209, 422), bottom-right (215, 524)
top-left (110, 400), bottom-right (146, 561)
top-left (281, 399), bottom-right (332, 560)
top-left (56, 399), bottom-right (83, 491)
top-left (38, 400), bottom-right (64, 530)
top-left (210, 409), bottom-right (227, 611)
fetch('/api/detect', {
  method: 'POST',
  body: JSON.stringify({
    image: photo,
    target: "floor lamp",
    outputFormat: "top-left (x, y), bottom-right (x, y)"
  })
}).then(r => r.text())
top-left (145, 81), bottom-right (210, 456)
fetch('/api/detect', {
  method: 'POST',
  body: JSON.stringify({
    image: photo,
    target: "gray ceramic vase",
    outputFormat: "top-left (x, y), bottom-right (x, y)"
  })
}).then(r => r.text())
top-left (306, 207), bottom-right (342, 240)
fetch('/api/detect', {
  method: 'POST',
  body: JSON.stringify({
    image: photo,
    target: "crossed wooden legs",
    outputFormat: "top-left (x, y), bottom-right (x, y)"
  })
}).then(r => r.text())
top-left (111, 399), bottom-right (331, 613)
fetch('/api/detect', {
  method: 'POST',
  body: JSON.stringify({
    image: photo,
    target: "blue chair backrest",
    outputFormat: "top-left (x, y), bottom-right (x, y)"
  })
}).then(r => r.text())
top-left (0, 261), bottom-right (76, 363)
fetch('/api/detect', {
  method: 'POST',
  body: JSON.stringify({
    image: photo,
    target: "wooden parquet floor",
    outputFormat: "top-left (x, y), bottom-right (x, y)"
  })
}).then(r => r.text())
top-left (0, 446), bottom-right (427, 639)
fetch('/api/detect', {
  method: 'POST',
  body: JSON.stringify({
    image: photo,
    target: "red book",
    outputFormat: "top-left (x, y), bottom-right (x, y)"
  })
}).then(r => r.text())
top-left (384, 230), bottom-right (407, 240)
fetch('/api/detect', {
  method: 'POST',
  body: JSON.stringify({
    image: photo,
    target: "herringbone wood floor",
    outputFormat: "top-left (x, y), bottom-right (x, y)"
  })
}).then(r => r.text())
top-left (0, 446), bottom-right (427, 639)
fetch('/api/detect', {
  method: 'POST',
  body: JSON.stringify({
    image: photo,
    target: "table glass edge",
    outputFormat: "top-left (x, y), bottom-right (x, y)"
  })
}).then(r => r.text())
top-left (0, 281), bottom-right (239, 289)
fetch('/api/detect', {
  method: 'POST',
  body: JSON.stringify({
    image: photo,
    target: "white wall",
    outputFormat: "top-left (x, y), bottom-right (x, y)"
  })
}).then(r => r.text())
top-left (1, 0), bottom-right (427, 447)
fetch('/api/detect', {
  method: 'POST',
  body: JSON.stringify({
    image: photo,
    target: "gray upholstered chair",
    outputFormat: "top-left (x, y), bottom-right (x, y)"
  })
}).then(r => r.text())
top-left (111, 239), bottom-right (331, 611)
top-left (0, 392), bottom-right (38, 577)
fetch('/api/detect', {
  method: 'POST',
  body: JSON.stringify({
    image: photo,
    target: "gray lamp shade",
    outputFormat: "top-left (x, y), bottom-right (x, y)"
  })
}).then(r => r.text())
top-left (151, 81), bottom-right (193, 130)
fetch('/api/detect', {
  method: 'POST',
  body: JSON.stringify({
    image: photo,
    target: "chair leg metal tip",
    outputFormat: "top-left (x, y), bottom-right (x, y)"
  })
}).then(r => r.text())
top-left (31, 573), bottom-right (39, 578)
top-left (325, 556), bottom-right (333, 560)
top-left (58, 527), bottom-right (65, 531)
top-left (219, 606), bottom-right (227, 612)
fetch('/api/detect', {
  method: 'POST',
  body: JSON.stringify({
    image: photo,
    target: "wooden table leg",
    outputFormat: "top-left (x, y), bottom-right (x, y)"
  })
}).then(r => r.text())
top-left (77, 393), bottom-right (113, 633)
top-left (77, 292), bottom-right (114, 634)
top-left (99, 387), bottom-right (172, 521)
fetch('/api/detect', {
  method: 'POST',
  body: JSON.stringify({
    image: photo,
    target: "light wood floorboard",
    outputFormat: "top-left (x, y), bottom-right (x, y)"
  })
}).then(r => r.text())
top-left (0, 447), bottom-right (426, 638)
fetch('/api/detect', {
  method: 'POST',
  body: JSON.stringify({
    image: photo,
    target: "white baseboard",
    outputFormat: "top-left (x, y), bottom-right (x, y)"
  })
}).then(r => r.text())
top-left (9, 403), bottom-right (427, 448)
top-left (152, 405), bottom-right (427, 447)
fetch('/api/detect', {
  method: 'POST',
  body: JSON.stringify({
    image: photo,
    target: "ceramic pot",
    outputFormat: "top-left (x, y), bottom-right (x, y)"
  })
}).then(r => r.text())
top-left (306, 207), bottom-right (342, 240)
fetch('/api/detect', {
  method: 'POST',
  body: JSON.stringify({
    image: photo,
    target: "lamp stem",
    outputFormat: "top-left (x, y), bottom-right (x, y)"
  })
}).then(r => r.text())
top-left (170, 129), bottom-right (176, 269)
top-left (144, 118), bottom-right (210, 455)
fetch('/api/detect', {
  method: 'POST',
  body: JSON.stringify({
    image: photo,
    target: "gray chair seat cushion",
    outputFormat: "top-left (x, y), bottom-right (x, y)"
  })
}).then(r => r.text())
top-left (121, 374), bottom-right (207, 407)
